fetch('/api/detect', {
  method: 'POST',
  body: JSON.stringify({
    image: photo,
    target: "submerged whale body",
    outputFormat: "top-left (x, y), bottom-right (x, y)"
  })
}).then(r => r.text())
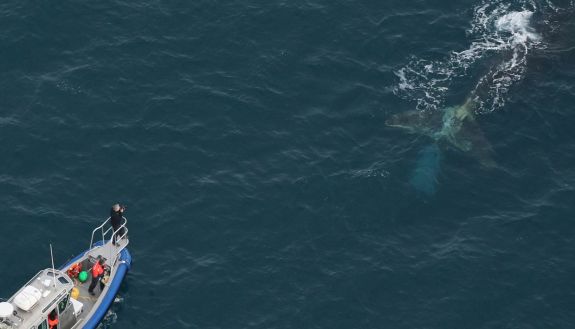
top-left (387, 97), bottom-right (495, 195)
top-left (409, 144), bottom-right (441, 196)
top-left (387, 2), bottom-right (548, 195)
top-left (386, 98), bottom-right (495, 167)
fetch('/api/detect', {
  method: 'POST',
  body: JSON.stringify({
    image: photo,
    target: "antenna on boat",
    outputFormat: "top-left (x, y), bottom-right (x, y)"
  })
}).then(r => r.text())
top-left (50, 244), bottom-right (56, 288)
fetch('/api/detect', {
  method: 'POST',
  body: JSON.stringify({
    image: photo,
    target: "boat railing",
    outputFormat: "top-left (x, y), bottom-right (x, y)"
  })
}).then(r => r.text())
top-left (89, 216), bottom-right (129, 265)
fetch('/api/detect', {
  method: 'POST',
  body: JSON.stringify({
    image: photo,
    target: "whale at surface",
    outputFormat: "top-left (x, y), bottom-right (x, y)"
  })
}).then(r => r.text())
top-left (387, 97), bottom-right (495, 195)
top-left (386, 97), bottom-right (496, 168)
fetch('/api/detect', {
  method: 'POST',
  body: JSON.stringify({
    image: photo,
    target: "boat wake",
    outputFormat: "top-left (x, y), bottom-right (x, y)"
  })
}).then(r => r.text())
top-left (96, 310), bottom-right (118, 329)
top-left (95, 296), bottom-right (124, 329)
top-left (392, 0), bottom-right (568, 113)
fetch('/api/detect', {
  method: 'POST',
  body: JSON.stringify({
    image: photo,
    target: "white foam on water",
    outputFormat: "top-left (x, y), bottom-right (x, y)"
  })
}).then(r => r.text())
top-left (94, 297), bottom-right (123, 329)
top-left (95, 310), bottom-right (118, 329)
top-left (495, 11), bottom-right (540, 44)
top-left (466, 6), bottom-right (542, 111)
top-left (393, 0), bottom-right (551, 113)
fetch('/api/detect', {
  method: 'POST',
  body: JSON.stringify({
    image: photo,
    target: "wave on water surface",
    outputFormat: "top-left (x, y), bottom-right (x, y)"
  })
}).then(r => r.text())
top-left (393, 0), bottom-right (558, 113)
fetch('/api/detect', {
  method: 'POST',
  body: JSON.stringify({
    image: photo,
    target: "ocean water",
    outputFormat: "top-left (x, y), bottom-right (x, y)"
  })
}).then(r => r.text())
top-left (0, 0), bottom-right (575, 328)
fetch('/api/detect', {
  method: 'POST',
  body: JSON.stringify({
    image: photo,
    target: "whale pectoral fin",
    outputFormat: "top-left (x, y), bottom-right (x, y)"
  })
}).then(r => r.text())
top-left (386, 109), bottom-right (445, 137)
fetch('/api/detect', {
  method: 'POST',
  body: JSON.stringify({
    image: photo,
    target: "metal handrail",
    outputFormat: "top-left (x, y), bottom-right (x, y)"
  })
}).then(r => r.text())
top-left (89, 216), bottom-right (128, 248)
top-left (88, 216), bottom-right (129, 269)
top-left (89, 217), bottom-right (111, 249)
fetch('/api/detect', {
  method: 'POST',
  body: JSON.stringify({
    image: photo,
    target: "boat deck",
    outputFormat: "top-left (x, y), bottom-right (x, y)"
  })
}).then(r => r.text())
top-left (68, 237), bottom-right (129, 317)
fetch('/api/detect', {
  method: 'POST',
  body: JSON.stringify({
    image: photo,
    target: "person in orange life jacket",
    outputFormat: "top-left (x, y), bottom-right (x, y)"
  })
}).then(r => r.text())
top-left (110, 204), bottom-right (126, 245)
top-left (88, 257), bottom-right (106, 296)
top-left (48, 309), bottom-right (58, 329)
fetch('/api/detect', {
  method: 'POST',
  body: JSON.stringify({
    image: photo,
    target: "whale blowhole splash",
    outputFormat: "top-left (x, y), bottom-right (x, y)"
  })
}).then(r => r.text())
top-left (394, 1), bottom-right (546, 113)
top-left (494, 11), bottom-right (541, 44)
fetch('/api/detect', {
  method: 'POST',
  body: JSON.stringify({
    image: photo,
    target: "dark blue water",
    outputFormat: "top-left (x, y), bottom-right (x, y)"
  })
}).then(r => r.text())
top-left (1, 0), bottom-right (575, 328)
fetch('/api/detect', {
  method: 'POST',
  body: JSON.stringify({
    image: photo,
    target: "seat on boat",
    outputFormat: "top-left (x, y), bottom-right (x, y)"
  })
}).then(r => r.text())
top-left (14, 286), bottom-right (42, 311)
top-left (70, 298), bottom-right (83, 317)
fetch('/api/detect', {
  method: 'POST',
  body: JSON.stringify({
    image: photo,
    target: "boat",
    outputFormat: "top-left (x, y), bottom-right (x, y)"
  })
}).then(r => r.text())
top-left (0, 216), bottom-right (132, 329)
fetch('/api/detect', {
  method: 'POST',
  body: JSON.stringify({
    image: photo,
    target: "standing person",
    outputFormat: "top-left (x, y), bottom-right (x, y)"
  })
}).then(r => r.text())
top-left (110, 203), bottom-right (125, 245)
top-left (88, 257), bottom-right (106, 296)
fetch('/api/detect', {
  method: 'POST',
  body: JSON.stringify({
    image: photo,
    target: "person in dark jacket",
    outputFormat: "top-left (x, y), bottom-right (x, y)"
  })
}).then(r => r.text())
top-left (110, 203), bottom-right (125, 245)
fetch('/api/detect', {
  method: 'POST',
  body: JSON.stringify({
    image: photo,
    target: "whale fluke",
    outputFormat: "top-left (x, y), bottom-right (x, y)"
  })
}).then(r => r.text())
top-left (386, 97), bottom-right (495, 167)
top-left (387, 97), bottom-right (497, 195)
